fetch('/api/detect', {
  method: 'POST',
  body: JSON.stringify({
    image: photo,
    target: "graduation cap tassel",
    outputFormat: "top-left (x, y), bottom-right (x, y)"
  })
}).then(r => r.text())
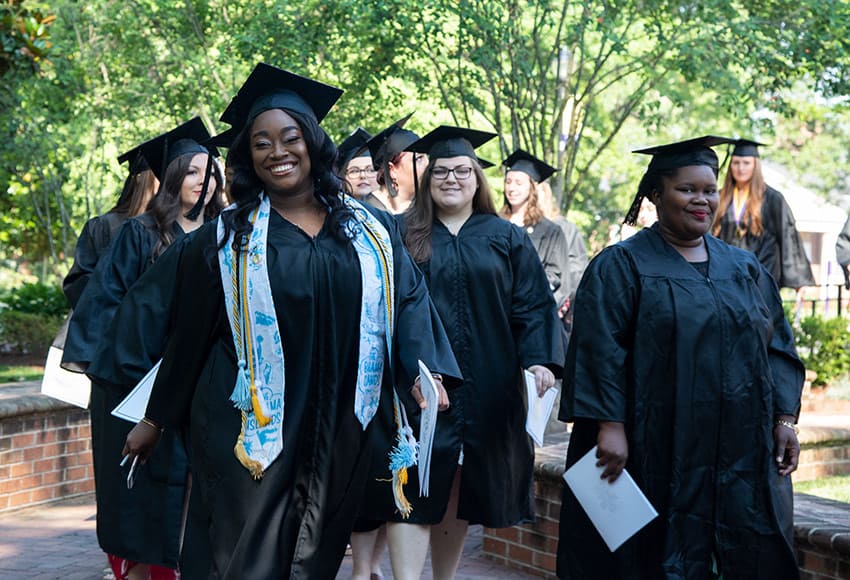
top-left (230, 361), bottom-right (253, 412)
top-left (234, 416), bottom-right (265, 480)
top-left (388, 398), bottom-right (418, 518)
top-left (185, 153), bottom-right (213, 221)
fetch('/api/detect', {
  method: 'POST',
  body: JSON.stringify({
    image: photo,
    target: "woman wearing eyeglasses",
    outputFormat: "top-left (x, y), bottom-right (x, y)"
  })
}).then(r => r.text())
top-left (360, 126), bottom-right (565, 579)
top-left (336, 127), bottom-right (386, 211)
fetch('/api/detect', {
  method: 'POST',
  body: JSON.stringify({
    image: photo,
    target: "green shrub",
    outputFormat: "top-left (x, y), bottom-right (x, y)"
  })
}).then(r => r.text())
top-left (794, 315), bottom-right (850, 387)
top-left (0, 282), bottom-right (68, 317)
top-left (0, 310), bottom-right (62, 356)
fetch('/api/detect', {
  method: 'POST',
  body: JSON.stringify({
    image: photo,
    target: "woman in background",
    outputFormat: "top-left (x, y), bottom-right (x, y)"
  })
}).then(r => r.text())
top-left (714, 139), bottom-right (814, 290)
top-left (65, 117), bottom-right (223, 580)
top-left (366, 114), bottom-right (426, 214)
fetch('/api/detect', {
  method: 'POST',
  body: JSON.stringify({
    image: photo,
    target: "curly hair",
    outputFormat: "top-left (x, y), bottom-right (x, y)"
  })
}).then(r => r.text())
top-left (147, 152), bottom-right (224, 260)
top-left (219, 108), bottom-right (351, 254)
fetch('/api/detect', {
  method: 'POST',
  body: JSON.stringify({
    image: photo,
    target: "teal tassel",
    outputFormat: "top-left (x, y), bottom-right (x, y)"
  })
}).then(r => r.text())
top-left (388, 425), bottom-right (418, 472)
top-left (230, 360), bottom-right (253, 411)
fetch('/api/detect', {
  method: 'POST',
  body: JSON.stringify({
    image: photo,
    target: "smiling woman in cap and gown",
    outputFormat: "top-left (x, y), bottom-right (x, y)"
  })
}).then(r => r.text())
top-left (63, 118), bottom-right (224, 580)
top-left (499, 149), bottom-right (572, 310)
top-left (122, 63), bottom-right (460, 579)
top-left (557, 136), bottom-right (804, 579)
top-left (336, 126), bottom-right (386, 211)
top-left (358, 126), bottom-right (565, 579)
top-left (713, 139), bottom-right (814, 290)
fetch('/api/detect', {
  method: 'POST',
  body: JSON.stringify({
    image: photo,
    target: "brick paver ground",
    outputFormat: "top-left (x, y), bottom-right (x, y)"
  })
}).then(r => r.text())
top-left (0, 494), bottom-right (534, 579)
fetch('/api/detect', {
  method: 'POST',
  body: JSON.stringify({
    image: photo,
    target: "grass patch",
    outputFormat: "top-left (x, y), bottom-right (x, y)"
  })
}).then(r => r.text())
top-left (0, 365), bottom-right (44, 383)
top-left (796, 474), bottom-right (850, 503)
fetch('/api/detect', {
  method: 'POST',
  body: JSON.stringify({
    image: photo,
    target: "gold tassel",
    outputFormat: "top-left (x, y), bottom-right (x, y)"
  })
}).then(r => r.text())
top-left (392, 467), bottom-right (413, 518)
top-left (233, 415), bottom-right (264, 480)
top-left (250, 385), bottom-right (271, 427)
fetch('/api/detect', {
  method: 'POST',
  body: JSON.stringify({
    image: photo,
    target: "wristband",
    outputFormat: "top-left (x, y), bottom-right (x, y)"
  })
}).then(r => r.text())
top-left (775, 419), bottom-right (799, 435)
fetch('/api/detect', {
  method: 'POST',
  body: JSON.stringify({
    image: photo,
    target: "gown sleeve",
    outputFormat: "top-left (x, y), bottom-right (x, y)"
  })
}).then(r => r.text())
top-left (752, 260), bottom-right (805, 418)
top-left (87, 235), bottom-right (192, 389)
top-left (559, 246), bottom-right (639, 422)
top-left (835, 214), bottom-right (850, 286)
top-left (538, 223), bottom-right (570, 306)
top-left (63, 216), bottom-right (114, 309)
top-left (509, 226), bottom-right (566, 376)
top-left (381, 212), bottom-right (461, 391)
top-left (563, 220), bottom-right (589, 300)
top-left (145, 227), bottom-right (223, 428)
top-left (62, 218), bottom-right (152, 372)
top-left (768, 188), bottom-right (815, 289)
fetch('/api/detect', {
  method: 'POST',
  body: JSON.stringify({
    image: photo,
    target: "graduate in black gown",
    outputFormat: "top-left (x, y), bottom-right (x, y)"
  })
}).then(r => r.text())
top-left (122, 63), bottom-right (460, 580)
top-left (499, 150), bottom-right (571, 309)
top-left (361, 126), bottom-right (565, 579)
top-left (64, 118), bottom-right (224, 580)
top-left (714, 139), bottom-right (815, 290)
top-left (366, 114), bottom-right (426, 214)
top-left (63, 147), bottom-right (158, 309)
top-left (336, 126), bottom-right (387, 212)
top-left (558, 136), bottom-right (803, 580)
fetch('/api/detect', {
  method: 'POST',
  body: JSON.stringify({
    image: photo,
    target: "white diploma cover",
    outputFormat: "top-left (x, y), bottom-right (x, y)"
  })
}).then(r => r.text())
top-left (417, 359), bottom-right (440, 497)
top-left (40, 346), bottom-right (91, 409)
top-left (111, 360), bottom-right (161, 423)
top-left (563, 446), bottom-right (658, 552)
top-left (524, 369), bottom-right (558, 447)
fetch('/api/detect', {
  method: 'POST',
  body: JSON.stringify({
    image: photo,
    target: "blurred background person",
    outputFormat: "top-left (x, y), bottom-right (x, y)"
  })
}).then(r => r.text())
top-left (714, 138), bottom-right (815, 291)
top-left (336, 126), bottom-right (386, 211)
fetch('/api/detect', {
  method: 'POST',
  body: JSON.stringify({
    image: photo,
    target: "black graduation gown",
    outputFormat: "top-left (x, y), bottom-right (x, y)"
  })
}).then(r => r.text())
top-left (716, 186), bottom-right (815, 289)
top-left (63, 212), bottom-right (126, 309)
top-left (551, 216), bottom-right (588, 303)
top-left (557, 226), bottom-right (803, 580)
top-left (524, 217), bottom-right (571, 307)
top-left (144, 207), bottom-right (459, 579)
top-left (836, 213), bottom-right (850, 287)
top-left (65, 214), bottom-right (189, 568)
top-left (363, 213), bottom-right (565, 528)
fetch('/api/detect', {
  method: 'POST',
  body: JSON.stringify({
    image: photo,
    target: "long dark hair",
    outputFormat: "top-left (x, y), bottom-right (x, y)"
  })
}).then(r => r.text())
top-left (111, 169), bottom-right (157, 218)
top-left (147, 152), bottom-right (224, 259)
top-left (219, 108), bottom-right (351, 253)
top-left (403, 158), bottom-right (496, 263)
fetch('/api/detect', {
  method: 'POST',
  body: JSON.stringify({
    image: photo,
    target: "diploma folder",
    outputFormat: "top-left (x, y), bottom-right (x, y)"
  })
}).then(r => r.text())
top-left (562, 446), bottom-right (658, 552)
top-left (111, 360), bottom-right (161, 423)
top-left (524, 369), bottom-right (558, 447)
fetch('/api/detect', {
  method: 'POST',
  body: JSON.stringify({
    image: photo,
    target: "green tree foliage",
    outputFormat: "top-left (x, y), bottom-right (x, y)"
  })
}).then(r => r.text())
top-left (1, 0), bottom-right (850, 277)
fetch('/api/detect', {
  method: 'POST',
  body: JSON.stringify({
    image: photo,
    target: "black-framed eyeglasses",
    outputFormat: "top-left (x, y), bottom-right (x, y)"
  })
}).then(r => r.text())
top-left (432, 166), bottom-right (473, 180)
top-left (345, 167), bottom-right (378, 178)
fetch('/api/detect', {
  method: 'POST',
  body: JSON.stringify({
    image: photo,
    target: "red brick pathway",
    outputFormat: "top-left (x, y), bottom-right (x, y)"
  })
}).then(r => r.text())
top-left (0, 494), bottom-right (534, 579)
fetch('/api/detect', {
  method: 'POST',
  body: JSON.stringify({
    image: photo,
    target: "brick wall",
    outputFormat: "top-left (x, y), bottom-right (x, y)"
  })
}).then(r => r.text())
top-left (0, 397), bottom-right (94, 513)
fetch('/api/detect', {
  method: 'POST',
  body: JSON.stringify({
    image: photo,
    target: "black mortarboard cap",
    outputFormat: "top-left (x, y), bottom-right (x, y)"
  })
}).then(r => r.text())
top-left (502, 149), bottom-right (556, 182)
top-left (138, 117), bottom-right (215, 182)
top-left (366, 113), bottom-right (418, 168)
top-left (477, 157), bottom-right (495, 169)
top-left (624, 135), bottom-right (735, 225)
top-left (632, 135), bottom-right (736, 174)
top-left (219, 63), bottom-right (343, 130)
top-left (336, 127), bottom-right (373, 171)
top-left (206, 126), bottom-right (239, 149)
top-left (117, 144), bottom-right (149, 175)
top-left (406, 125), bottom-right (497, 160)
top-left (731, 138), bottom-right (766, 157)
